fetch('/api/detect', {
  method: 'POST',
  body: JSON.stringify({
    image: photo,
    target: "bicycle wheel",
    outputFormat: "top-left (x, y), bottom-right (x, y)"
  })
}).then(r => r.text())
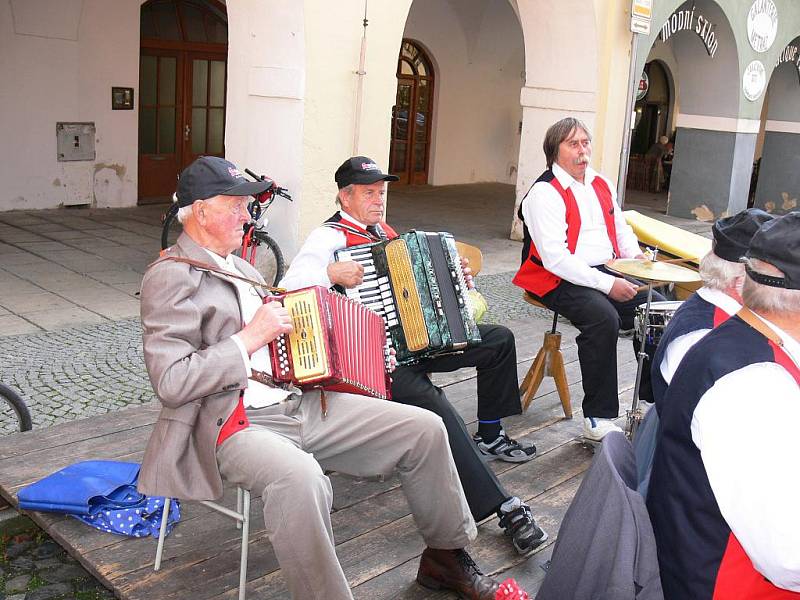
top-left (0, 383), bottom-right (32, 435)
top-left (240, 231), bottom-right (285, 287)
top-left (161, 204), bottom-right (182, 250)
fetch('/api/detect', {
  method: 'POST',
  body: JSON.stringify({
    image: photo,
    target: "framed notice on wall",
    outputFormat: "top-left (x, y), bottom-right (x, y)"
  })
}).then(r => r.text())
top-left (631, 0), bottom-right (653, 34)
top-left (111, 87), bottom-right (134, 110)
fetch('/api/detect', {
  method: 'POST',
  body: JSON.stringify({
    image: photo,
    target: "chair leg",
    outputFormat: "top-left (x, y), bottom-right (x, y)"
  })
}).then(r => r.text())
top-left (521, 347), bottom-right (547, 412)
top-left (154, 497), bottom-right (171, 571)
top-left (236, 487), bottom-right (243, 530)
top-left (550, 347), bottom-right (573, 419)
top-left (238, 489), bottom-right (251, 600)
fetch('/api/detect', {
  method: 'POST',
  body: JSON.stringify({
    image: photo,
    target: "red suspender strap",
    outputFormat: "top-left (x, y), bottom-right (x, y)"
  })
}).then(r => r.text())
top-left (217, 392), bottom-right (249, 447)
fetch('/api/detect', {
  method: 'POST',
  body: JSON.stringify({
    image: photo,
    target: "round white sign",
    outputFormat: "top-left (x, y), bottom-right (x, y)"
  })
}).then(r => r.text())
top-left (743, 60), bottom-right (766, 101)
top-left (747, 0), bottom-right (778, 53)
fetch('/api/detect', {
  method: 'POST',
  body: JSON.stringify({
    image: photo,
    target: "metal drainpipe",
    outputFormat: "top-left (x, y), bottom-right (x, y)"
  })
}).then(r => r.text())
top-left (617, 31), bottom-right (639, 209)
top-left (352, 1), bottom-right (369, 155)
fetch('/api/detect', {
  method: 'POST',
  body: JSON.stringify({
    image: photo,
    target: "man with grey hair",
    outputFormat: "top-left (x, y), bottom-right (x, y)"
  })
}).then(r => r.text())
top-left (648, 211), bottom-right (800, 598)
top-left (513, 117), bottom-right (656, 441)
top-left (634, 208), bottom-right (772, 497)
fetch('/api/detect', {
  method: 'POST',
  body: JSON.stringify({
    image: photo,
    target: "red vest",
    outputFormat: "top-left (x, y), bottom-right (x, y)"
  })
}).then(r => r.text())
top-left (512, 172), bottom-right (620, 297)
top-left (323, 213), bottom-right (398, 245)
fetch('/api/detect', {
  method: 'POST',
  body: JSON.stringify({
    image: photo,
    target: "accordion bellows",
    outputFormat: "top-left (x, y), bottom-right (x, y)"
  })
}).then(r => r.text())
top-left (268, 286), bottom-right (390, 399)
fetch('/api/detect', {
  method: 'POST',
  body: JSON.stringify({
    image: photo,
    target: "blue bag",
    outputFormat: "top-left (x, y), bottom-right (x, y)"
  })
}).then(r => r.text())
top-left (17, 460), bottom-right (180, 538)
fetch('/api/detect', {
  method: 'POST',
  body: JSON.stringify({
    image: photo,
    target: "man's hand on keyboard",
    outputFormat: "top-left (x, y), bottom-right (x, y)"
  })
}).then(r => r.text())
top-left (327, 261), bottom-right (364, 288)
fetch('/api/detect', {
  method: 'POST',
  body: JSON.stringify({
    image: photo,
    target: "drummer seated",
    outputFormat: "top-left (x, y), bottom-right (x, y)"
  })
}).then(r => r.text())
top-left (513, 117), bottom-right (664, 442)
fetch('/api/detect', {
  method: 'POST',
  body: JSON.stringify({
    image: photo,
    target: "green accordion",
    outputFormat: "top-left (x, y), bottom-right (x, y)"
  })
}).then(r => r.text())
top-left (334, 230), bottom-right (482, 365)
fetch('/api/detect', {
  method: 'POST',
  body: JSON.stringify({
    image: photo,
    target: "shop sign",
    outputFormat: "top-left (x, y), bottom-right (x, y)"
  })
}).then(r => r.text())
top-left (631, 0), bottom-right (653, 35)
top-left (636, 71), bottom-right (650, 101)
top-left (777, 44), bottom-right (800, 85)
top-left (659, 7), bottom-right (719, 58)
top-left (747, 0), bottom-right (778, 53)
top-left (743, 60), bottom-right (767, 101)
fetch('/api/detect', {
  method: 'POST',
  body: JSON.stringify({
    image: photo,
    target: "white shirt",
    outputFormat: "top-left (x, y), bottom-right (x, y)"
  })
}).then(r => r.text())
top-left (279, 210), bottom-right (360, 291)
top-left (522, 163), bottom-right (641, 294)
top-left (204, 249), bottom-right (293, 408)
top-left (691, 314), bottom-right (800, 592)
top-left (659, 287), bottom-right (742, 385)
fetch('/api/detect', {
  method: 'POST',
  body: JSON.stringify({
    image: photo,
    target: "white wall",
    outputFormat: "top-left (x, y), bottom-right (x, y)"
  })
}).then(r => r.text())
top-left (403, 0), bottom-right (525, 185)
top-left (0, 0), bottom-right (139, 211)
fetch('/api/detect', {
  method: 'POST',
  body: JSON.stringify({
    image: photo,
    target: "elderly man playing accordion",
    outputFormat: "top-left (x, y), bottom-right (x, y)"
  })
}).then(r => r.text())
top-left (137, 156), bottom-right (506, 600)
top-left (648, 212), bottom-right (800, 599)
top-left (634, 208), bottom-right (773, 496)
top-left (280, 156), bottom-right (548, 559)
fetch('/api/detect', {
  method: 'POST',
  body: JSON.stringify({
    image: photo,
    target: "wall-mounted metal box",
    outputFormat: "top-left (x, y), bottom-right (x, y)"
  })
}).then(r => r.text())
top-left (56, 122), bottom-right (96, 162)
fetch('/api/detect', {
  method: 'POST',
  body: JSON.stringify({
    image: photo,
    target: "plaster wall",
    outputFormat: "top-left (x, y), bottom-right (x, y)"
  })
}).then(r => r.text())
top-left (299, 0), bottom-right (412, 249)
top-left (403, 0), bottom-right (525, 186)
top-left (0, 0), bottom-right (140, 211)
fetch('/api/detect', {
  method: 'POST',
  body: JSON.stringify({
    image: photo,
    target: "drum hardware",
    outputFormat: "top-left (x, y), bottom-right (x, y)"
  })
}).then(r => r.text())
top-left (606, 255), bottom-right (700, 440)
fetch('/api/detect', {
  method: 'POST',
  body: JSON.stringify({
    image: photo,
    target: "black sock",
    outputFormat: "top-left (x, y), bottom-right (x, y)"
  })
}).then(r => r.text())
top-left (478, 420), bottom-right (502, 442)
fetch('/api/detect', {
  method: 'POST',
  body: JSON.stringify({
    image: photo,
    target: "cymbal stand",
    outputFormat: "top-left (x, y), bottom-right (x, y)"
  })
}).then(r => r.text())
top-left (627, 248), bottom-right (658, 441)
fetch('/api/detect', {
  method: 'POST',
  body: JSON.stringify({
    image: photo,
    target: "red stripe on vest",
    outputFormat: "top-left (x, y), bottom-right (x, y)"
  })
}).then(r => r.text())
top-left (712, 341), bottom-right (800, 599)
top-left (713, 306), bottom-right (732, 328)
top-left (512, 175), bottom-right (620, 297)
top-left (330, 216), bottom-right (398, 246)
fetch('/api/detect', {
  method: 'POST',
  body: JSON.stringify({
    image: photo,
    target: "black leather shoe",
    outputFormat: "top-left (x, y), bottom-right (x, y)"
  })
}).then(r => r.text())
top-left (416, 547), bottom-right (499, 600)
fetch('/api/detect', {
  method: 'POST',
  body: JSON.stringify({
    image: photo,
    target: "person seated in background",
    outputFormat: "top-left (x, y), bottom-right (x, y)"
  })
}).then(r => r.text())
top-left (645, 135), bottom-right (672, 161)
top-left (645, 136), bottom-right (673, 191)
top-left (137, 156), bottom-right (504, 600)
top-left (280, 156), bottom-right (548, 557)
top-left (648, 212), bottom-right (800, 599)
top-left (513, 117), bottom-right (663, 442)
top-left (634, 208), bottom-right (772, 497)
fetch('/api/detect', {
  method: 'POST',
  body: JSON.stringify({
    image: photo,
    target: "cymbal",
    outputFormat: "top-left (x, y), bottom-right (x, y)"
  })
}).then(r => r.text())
top-left (606, 258), bottom-right (702, 283)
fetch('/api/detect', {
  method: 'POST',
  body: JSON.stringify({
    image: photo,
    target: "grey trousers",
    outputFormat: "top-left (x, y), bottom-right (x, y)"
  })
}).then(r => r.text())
top-left (216, 390), bottom-right (476, 600)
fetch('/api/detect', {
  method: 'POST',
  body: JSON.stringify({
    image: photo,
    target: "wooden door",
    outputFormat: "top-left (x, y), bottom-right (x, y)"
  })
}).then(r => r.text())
top-left (389, 41), bottom-right (434, 185)
top-left (138, 49), bottom-right (183, 203)
top-left (138, 0), bottom-right (228, 204)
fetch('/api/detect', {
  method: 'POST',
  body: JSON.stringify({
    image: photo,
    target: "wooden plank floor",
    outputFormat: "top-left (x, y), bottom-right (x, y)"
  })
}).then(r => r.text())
top-left (0, 317), bottom-right (641, 599)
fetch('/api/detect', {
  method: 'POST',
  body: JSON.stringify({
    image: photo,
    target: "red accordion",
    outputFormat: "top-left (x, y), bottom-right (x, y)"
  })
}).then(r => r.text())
top-left (267, 286), bottom-right (391, 399)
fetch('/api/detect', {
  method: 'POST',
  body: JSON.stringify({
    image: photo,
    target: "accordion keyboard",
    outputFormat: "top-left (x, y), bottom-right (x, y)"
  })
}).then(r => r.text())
top-left (335, 246), bottom-right (399, 336)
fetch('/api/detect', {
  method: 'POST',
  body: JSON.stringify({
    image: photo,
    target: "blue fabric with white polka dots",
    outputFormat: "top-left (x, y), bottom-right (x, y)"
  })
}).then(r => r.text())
top-left (74, 493), bottom-right (181, 538)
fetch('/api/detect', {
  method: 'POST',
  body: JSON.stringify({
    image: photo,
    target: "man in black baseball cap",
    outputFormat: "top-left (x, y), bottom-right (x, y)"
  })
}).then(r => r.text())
top-left (636, 208), bottom-right (774, 497)
top-left (280, 154), bottom-right (550, 569)
top-left (176, 156), bottom-right (272, 207)
top-left (647, 213), bottom-right (800, 599)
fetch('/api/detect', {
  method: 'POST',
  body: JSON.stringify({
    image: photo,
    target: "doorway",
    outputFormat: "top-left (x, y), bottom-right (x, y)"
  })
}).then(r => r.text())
top-left (138, 0), bottom-right (228, 204)
top-left (389, 40), bottom-right (434, 185)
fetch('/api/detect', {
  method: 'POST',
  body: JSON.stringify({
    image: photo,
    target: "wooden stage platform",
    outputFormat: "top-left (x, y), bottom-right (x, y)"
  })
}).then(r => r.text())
top-left (0, 318), bottom-right (638, 599)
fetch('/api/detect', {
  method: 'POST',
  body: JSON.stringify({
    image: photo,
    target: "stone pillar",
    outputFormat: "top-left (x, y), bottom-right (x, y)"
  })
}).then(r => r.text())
top-left (753, 125), bottom-right (800, 214)
top-left (667, 116), bottom-right (758, 221)
top-left (510, 86), bottom-right (596, 240)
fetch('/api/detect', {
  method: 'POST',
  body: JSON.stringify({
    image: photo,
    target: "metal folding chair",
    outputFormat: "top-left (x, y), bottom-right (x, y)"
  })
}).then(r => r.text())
top-left (154, 486), bottom-right (251, 600)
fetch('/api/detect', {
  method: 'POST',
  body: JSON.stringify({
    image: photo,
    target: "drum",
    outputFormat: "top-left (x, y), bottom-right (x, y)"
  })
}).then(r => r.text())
top-left (634, 300), bottom-right (683, 347)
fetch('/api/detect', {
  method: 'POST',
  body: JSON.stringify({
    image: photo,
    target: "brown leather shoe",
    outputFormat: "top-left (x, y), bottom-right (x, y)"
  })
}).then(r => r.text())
top-left (416, 547), bottom-right (499, 600)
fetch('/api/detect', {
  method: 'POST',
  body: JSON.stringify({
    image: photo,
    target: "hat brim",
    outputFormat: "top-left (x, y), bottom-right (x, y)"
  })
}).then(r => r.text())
top-left (223, 179), bottom-right (273, 197)
top-left (339, 172), bottom-right (399, 188)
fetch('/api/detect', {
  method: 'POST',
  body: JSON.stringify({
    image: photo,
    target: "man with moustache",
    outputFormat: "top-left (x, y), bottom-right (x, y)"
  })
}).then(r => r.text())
top-left (513, 117), bottom-right (659, 442)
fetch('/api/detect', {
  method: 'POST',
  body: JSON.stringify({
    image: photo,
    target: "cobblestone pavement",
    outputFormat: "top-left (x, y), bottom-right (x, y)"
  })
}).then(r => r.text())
top-left (0, 516), bottom-right (113, 600)
top-left (0, 318), bottom-right (153, 435)
top-left (0, 269), bottom-right (543, 434)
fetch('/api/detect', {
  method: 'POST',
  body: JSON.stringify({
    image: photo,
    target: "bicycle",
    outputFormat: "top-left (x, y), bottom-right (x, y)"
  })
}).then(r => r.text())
top-left (0, 383), bottom-right (32, 435)
top-left (161, 169), bottom-right (292, 287)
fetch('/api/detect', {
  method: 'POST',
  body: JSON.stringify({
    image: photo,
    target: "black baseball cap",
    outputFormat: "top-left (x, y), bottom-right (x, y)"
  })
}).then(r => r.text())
top-left (711, 208), bottom-right (773, 262)
top-left (745, 212), bottom-right (800, 290)
top-left (334, 156), bottom-right (399, 189)
top-left (176, 156), bottom-right (272, 207)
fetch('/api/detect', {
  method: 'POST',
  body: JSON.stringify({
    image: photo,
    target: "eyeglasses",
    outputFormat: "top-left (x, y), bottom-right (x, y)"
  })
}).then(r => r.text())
top-left (203, 198), bottom-right (251, 216)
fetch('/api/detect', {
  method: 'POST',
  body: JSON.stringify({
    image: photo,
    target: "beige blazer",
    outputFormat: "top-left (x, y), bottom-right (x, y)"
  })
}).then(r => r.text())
top-left (137, 233), bottom-right (266, 501)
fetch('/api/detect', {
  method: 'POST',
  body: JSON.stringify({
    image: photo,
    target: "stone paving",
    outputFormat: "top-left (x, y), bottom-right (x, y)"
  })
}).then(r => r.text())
top-left (1, 516), bottom-right (113, 600)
